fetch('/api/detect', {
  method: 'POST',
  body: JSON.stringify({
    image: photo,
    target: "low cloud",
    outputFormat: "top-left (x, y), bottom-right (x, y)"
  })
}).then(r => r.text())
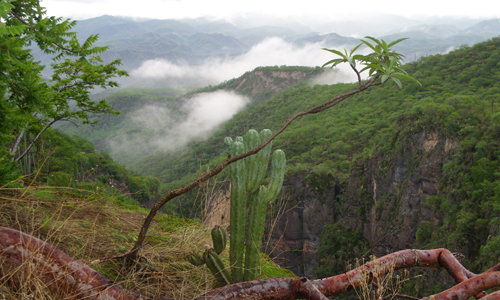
top-left (131, 37), bottom-right (359, 85)
top-left (108, 90), bottom-right (249, 159)
top-left (113, 38), bottom-right (364, 160)
top-left (310, 68), bottom-right (360, 85)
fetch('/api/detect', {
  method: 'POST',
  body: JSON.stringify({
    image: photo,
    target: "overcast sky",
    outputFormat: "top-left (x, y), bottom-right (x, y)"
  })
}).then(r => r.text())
top-left (43, 0), bottom-right (500, 21)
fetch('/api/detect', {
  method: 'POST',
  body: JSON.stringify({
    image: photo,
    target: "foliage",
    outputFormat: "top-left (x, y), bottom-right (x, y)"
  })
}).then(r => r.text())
top-left (0, 0), bottom-right (127, 182)
top-left (316, 224), bottom-right (368, 278)
top-left (6, 128), bottom-right (159, 205)
top-left (323, 36), bottom-right (421, 87)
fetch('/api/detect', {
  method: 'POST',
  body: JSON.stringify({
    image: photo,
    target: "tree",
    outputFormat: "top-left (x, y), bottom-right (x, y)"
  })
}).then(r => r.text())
top-left (0, 0), bottom-right (127, 177)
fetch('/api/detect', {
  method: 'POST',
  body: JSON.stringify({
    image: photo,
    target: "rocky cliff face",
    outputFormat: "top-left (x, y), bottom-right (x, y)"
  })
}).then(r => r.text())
top-left (264, 173), bottom-right (342, 278)
top-left (233, 70), bottom-right (317, 97)
top-left (341, 130), bottom-right (458, 256)
top-left (264, 130), bottom-right (458, 277)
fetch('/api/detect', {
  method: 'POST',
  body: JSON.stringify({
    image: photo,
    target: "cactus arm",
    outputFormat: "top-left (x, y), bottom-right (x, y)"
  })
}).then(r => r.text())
top-left (265, 149), bottom-right (286, 203)
top-left (186, 251), bottom-right (205, 266)
top-left (211, 226), bottom-right (227, 255)
top-left (204, 249), bottom-right (232, 286)
top-left (229, 141), bottom-right (247, 283)
top-left (245, 129), bottom-right (261, 194)
top-left (254, 129), bottom-right (273, 190)
top-left (224, 137), bottom-right (233, 150)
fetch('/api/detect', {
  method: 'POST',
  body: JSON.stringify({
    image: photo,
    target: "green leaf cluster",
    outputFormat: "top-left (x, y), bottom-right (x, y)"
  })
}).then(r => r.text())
top-left (323, 36), bottom-right (421, 88)
top-left (0, 0), bottom-right (127, 181)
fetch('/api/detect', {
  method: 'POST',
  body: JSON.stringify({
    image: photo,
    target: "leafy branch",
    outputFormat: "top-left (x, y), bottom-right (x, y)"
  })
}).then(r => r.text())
top-left (322, 36), bottom-right (422, 88)
top-left (0, 0), bottom-right (128, 163)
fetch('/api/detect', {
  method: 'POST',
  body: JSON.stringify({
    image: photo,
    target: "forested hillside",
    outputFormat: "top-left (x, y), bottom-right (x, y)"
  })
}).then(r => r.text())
top-left (130, 39), bottom-right (495, 202)
top-left (8, 128), bottom-right (161, 205)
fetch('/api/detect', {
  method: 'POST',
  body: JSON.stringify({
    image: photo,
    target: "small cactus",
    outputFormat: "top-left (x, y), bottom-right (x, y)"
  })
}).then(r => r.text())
top-left (211, 226), bottom-right (227, 255)
top-left (186, 251), bottom-right (205, 266)
top-left (203, 248), bottom-right (232, 286)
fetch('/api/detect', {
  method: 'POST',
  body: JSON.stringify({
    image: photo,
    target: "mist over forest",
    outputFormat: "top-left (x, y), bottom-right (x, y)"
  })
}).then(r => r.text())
top-left (53, 14), bottom-right (500, 160)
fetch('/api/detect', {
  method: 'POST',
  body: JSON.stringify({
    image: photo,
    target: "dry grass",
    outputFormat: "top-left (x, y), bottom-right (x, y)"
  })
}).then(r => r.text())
top-left (0, 186), bottom-right (219, 299)
top-left (347, 255), bottom-right (411, 300)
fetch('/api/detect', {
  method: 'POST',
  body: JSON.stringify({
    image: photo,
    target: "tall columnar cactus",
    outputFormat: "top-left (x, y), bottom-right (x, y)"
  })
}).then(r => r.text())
top-left (225, 129), bottom-right (286, 282)
top-left (188, 129), bottom-right (285, 285)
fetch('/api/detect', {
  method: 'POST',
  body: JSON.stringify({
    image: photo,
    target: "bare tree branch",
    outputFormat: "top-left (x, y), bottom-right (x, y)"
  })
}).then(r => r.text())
top-left (12, 119), bottom-right (59, 163)
top-left (351, 63), bottom-right (362, 85)
top-left (9, 128), bottom-right (26, 156)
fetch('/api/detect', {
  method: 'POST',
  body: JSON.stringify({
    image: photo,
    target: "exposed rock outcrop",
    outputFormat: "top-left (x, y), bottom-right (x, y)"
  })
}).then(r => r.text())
top-left (264, 173), bottom-right (341, 278)
top-left (341, 130), bottom-right (458, 256)
top-left (233, 69), bottom-right (318, 97)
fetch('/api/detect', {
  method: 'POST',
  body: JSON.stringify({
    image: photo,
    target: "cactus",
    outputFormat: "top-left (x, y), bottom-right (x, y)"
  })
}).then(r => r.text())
top-left (211, 226), bottom-right (227, 255)
top-left (229, 140), bottom-right (247, 282)
top-left (185, 227), bottom-right (231, 286)
top-left (244, 186), bottom-right (270, 280)
top-left (224, 129), bottom-right (286, 282)
top-left (186, 251), bottom-right (205, 266)
top-left (244, 149), bottom-right (286, 280)
top-left (203, 248), bottom-right (232, 286)
top-left (188, 129), bottom-right (285, 286)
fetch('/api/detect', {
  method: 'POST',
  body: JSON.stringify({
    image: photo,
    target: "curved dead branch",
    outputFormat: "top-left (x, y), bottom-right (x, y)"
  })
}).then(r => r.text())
top-left (2, 226), bottom-right (500, 300)
top-left (130, 76), bottom-right (381, 259)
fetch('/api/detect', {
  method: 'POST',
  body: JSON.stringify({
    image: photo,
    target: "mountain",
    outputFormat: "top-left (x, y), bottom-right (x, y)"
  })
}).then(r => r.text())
top-left (401, 24), bottom-right (461, 38)
top-left (43, 15), bottom-right (499, 76)
top-left (462, 18), bottom-right (500, 38)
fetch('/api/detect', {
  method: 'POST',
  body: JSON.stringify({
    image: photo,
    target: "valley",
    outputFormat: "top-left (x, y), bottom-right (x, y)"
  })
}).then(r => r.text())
top-left (3, 5), bottom-right (500, 298)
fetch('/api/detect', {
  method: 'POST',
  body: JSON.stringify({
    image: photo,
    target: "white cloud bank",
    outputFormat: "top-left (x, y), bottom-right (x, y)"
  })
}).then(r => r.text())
top-left (131, 37), bottom-right (359, 85)
top-left (112, 38), bottom-right (365, 158)
top-left (109, 90), bottom-right (249, 157)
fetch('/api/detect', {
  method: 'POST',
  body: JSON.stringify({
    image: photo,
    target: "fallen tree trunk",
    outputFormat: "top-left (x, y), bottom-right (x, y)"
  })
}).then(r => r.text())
top-left (1, 226), bottom-right (498, 300)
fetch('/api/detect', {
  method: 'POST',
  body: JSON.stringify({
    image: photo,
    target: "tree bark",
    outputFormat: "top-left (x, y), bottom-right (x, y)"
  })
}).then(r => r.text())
top-left (12, 119), bottom-right (59, 163)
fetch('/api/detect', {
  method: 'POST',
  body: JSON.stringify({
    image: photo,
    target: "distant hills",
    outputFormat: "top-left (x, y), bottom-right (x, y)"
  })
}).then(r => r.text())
top-left (63, 15), bottom-right (500, 72)
top-left (30, 14), bottom-right (500, 89)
